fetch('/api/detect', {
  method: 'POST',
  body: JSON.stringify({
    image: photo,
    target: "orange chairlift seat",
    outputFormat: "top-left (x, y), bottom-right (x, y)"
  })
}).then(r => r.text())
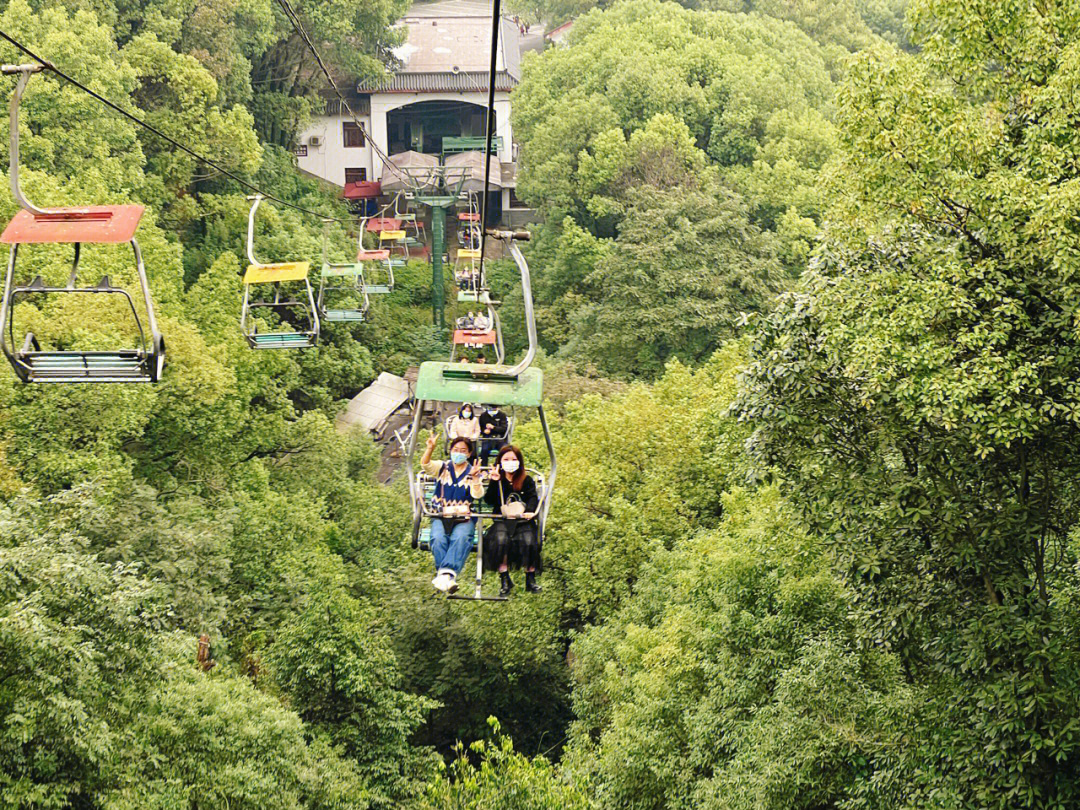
top-left (452, 329), bottom-right (497, 346)
top-left (0, 65), bottom-right (164, 383)
top-left (359, 224), bottom-right (395, 293)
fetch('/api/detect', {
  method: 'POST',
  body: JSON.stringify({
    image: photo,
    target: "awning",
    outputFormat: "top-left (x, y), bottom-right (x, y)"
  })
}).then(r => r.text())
top-left (343, 181), bottom-right (381, 199)
top-left (444, 150), bottom-right (502, 193)
top-left (381, 151), bottom-right (439, 193)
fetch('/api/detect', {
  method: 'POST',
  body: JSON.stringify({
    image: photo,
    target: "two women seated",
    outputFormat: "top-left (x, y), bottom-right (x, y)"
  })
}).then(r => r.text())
top-left (420, 429), bottom-right (542, 596)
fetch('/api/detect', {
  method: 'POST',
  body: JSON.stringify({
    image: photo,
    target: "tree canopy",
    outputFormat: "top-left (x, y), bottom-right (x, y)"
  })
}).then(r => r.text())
top-left (5, 0), bottom-right (1080, 807)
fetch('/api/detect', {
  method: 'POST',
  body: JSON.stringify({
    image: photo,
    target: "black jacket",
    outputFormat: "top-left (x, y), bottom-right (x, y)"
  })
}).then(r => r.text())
top-left (484, 474), bottom-right (539, 520)
top-left (478, 410), bottom-right (509, 439)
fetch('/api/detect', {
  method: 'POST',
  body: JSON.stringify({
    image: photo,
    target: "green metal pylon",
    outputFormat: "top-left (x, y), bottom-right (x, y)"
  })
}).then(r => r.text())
top-left (431, 203), bottom-right (446, 328)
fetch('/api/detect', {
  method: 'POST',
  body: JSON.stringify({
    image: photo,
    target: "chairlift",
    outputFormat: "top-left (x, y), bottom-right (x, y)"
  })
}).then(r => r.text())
top-left (405, 232), bottom-right (554, 602)
top-left (240, 195), bottom-right (319, 349)
top-left (317, 219), bottom-right (370, 323)
top-left (358, 221), bottom-right (395, 294)
top-left (450, 308), bottom-right (504, 364)
top-left (379, 228), bottom-right (409, 269)
top-left (0, 64), bottom-right (165, 383)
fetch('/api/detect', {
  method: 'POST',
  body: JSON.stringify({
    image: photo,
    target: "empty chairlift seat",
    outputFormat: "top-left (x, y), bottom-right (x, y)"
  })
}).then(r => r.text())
top-left (240, 195), bottom-right (319, 350)
top-left (241, 261), bottom-right (319, 349)
top-left (357, 248), bottom-right (394, 294)
top-left (0, 205), bottom-right (166, 383)
top-left (318, 261), bottom-right (370, 323)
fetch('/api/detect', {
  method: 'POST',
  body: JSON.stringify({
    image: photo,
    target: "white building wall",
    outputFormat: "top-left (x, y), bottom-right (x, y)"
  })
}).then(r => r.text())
top-left (295, 114), bottom-right (375, 187)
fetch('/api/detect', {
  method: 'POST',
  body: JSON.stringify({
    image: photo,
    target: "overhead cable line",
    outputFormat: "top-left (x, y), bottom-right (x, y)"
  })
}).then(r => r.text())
top-left (0, 30), bottom-right (366, 223)
top-left (273, 0), bottom-right (410, 184)
top-left (477, 0), bottom-right (503, 273)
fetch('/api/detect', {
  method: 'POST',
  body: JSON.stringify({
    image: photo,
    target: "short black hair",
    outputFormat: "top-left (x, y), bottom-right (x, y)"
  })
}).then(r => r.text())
top-left (449, 436), bottom-right (474, 455)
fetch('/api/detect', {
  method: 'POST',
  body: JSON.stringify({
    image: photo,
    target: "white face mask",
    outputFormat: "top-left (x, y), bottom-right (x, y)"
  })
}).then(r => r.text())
top-left (501, 458), bottom-right (520, 474)
top-left (462, 411), bottom-right (472, 420)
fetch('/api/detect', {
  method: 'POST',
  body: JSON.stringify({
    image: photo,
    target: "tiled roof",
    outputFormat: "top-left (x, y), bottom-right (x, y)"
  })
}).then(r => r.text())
top-left (358, 15), bottom-right (521, 93)
top-left (359, 70), bottom-right (517, 93)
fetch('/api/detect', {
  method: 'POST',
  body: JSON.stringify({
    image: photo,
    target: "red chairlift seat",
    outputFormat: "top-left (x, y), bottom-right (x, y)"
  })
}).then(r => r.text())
top-left (452, 329), bottom-right (497, 345)
top-left (356, 249), bottom-right (390, 261)
top-left (0, 205), bottom-right (165, 383)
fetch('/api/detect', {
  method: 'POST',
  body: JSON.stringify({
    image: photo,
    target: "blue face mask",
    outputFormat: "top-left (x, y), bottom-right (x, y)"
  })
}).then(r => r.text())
top-left (451, 451), bottom-right (468, 465)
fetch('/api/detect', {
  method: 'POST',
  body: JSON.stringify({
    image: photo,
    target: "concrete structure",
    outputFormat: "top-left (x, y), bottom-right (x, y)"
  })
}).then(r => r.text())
top-left (336, 371), bottom-right (412, 436)
top-left (295, 2), bottom-right (531, 221)
top-left (544, 18), bottom-right (574, 46)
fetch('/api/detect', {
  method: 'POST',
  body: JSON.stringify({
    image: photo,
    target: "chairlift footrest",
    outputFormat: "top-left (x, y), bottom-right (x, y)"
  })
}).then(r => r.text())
top-left (18, 350), bottom-right (152, 382)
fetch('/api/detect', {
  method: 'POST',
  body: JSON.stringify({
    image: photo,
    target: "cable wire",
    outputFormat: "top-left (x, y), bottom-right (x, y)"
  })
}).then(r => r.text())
top-left (478, 0), bottom-right (502, 274)
top-left (0, 29), bottom-right (366, 223)
top-left (273, 0), bottom-right (410, 185)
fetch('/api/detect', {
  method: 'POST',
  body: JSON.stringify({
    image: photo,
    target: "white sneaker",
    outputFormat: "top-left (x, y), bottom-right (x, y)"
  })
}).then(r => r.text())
top-left (446, 573), bottom-right (459, 594)
top-left (431, 572), bottom-right (449, 592)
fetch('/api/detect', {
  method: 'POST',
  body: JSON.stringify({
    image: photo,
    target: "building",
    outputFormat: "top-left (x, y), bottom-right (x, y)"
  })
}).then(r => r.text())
top-left (544, 18), bottom-right (575, 46)
top-left (295, 3), bottom-right (530, 223)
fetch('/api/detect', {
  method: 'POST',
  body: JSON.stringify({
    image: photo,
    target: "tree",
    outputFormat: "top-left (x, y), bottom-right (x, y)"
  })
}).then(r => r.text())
top-left (510, 0), bottom-right (836, 375)
top-left (419, 720), bottom-right (588, 810)
top-left (735, 2), bottom-right (1080, 804)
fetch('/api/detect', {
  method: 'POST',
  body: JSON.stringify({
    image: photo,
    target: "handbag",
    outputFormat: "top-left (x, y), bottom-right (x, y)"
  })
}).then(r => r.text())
top-left (499, 484), bottom-right (526, 518)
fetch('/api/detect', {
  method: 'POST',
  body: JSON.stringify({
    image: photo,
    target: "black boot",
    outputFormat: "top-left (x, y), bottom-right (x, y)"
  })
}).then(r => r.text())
top-left (525, 571), bottom-right (542, 593)
top-left (499, 571), bottom-right (513, 596)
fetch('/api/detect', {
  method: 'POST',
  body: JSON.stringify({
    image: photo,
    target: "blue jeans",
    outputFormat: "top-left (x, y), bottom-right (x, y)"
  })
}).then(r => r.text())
top-left (431, 518), bottom-right (475, 574)
top-left (479, 437), bottom-right (504, 463)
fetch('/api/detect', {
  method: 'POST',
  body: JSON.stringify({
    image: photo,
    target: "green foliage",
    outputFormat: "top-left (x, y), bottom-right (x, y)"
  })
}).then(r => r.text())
top-left (0, 489), bottom-right (368, 810)
top-left (732, 2), bottom-right (1080, 804)
top-left (565, 486), bottom-right (904, 810)
top-left (511, 0), bottom-right (838, 375)
top-left (420, 720), bottom-right (588, 810)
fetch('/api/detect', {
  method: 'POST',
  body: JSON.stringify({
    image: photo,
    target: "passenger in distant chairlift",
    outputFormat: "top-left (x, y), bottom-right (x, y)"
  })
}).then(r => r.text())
top-left (448, 403), bottom-right (480, 442)
top-left (476, 353), bottom-right (487, 365)
top-left (478, 403), bottom-right (508, 464)
top-left (422, 432), bottom-right (485, 593)
top-left (483, 445), bottom-right (541, 596)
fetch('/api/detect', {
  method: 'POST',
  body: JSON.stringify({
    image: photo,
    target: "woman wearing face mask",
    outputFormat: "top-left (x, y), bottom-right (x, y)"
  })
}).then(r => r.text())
top-left (448, 403), bottom-right (480, 444)
top-left (422, 431), bottom-right (485, 593)
top-left (483, 445), bottom-right (541, 596)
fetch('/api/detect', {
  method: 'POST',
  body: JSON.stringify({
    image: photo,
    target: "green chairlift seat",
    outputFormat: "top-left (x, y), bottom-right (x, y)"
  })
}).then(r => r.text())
top-left (457, 289), bottom-right (497, 305)
top-left (318, 262), bottom-right (369, 324)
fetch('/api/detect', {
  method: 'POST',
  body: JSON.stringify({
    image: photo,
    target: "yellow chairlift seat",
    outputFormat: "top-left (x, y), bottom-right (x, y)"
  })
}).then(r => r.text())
top-left (243, 261), bottom-right (311, 284)
top-left (240, 196), bottom-right (319, 350)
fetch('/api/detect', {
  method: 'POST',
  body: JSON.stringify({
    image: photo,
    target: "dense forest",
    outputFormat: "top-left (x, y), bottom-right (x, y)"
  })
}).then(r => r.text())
top-left (3, 0), bottom-right (1080, 807)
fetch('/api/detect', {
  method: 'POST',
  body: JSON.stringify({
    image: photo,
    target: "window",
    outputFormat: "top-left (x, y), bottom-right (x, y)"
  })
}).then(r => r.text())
top-left (345, 168), bottom-right (367, 184)
top-left (343, 122), bottom-right (365, 148)
top-left (508, 188), bottom-right (528, 209)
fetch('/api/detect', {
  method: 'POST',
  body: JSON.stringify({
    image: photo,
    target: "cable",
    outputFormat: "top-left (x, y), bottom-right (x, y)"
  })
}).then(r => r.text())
top-left (273, 0), bottom-right (410, 185)
top-left (0, 29), bottom-right (369, 223)
top-left (478, 0), bottom-right (503, 274)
